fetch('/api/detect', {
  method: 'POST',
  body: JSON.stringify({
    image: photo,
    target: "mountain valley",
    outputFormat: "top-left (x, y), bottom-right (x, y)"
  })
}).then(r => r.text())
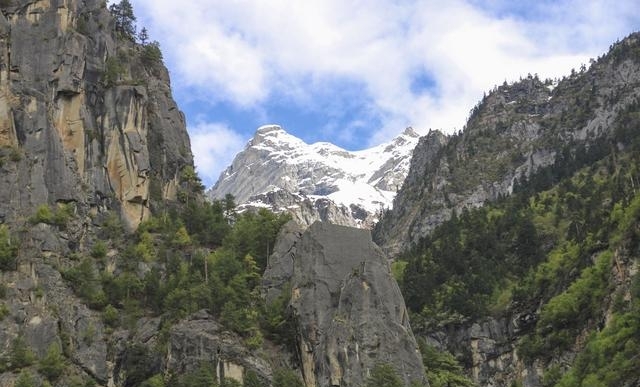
top-left (0, 1), bottom-right (638, 387)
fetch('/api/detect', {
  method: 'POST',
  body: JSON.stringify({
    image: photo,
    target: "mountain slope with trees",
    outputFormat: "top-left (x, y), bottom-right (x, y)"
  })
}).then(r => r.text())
top-left (376, 33), bottom-right (640, 257)
top-left (0, 0), bottom-right (295, 386)
top-left (1, 0), bottom-right (639, 386)
top-left (378, 32), bottom-right (640, 387)
top-left (0, 2), bottom-right (425, 386)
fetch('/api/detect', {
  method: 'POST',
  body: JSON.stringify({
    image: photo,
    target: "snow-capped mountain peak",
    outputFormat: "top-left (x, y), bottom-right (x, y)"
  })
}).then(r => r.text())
top-left (250, 124), bottom-right (306, 149)
top-left (208, 125), bottom-right (420, 227)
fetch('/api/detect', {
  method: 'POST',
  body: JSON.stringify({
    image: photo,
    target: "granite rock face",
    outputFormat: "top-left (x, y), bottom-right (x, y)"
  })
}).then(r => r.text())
top-left (0, 1), bottom-right (193, 385)
top-left (262, 220), bottom-right (304, 304)
top-left (426, 316), bottom-right (542, 387)
top-left (265, 221), bottom-right (427, 387)
top-left (376, 130), bottom-right (449, 256)
top-left (166, 311), bottom-right (273, 385)
top-left (0, 0), bottom-right (192, 229)
top-left (0, 250), bottom-right (110, 384)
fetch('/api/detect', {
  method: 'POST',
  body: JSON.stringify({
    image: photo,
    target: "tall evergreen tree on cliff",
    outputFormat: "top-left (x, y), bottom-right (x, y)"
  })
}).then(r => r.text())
top-left (109, 0), bottom-right (136, 40)
top-left (138, 27), bottom-right (149, 45)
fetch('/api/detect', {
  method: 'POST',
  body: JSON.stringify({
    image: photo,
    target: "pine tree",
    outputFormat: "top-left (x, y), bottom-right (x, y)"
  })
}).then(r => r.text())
top-left (138, 27), bottom-right (149, 45)
top-left (39, 343), bottom-right (65, 381)
top-left (177, 363), bottom-right (217, 387)
top-left (366, 363), bottom-right (403, 387)
top-left (10, 335), bottom-right (36, 369)
top-left (109, 0), bottom-right (136, 40)
top-left (0, 225), bottom-right (17, 270)
top-left (14, 369), bottom-right (36, 387)
top-left (272, 369), bottom-right (304, 387)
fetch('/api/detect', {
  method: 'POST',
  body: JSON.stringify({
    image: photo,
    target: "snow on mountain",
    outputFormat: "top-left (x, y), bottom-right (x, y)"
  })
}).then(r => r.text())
top-left (207, 124), bottom-right (420, 227)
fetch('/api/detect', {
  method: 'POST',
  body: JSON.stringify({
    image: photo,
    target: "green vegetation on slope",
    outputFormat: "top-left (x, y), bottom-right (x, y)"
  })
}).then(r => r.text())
top-left (554, 284), bottom-right (640, 386)
top-left (0, 165), bottom-right (291, 385)
top-left (396, 104), bottom-right (640, 385)
top-left (92, 197), bottom-right (290, 345)
top-left (366, 363), bottom-right (404, 387)
top-left (0, 224), bottom-right (17, 271)
top-left (419, 341), bottom-right (474, 387)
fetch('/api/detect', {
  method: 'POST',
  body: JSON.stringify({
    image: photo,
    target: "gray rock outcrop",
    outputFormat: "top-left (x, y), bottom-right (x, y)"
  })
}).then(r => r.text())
top-left (264, 221), bottom-right (427, 387)
top-left (166, 311), bottom-right (272, 384)
top-left (426, 316), bottom-right (542, 387)
top-left (262, 220), bottom-right (304, 304)
top-left (0, 0), bottom-right (192, 230)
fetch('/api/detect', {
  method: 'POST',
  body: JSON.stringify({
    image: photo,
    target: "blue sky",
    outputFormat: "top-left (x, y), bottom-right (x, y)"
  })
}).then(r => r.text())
top-left (130, 0), bottom-right (640, 187)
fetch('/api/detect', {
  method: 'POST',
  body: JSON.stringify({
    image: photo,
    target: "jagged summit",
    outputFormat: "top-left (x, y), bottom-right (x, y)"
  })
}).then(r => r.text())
top-left (208, 125), bottom-right (420, 227)
top-left (250, 124), bottom-right (302, 147)
top-left (401, 126), bottom-right (419, 137)
top-left (256, 123), bottom-right (284, 133)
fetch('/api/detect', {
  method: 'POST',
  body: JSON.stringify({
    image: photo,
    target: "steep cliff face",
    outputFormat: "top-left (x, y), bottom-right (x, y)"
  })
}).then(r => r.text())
top-left (0, 1), bottom-right (195, 385)
top-left (376, 130), bottom-right (449, 255)
top-left (0, 0), bottom-right (192, 229)
top-left (263, 221), bottom-right (426, 387)
top-left (375, 33), bottom-right (640, 255)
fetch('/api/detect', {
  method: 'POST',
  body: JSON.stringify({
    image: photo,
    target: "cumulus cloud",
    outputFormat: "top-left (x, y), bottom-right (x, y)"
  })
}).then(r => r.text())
top-left (132, 0), bottom-right (640, 182)
top-left (189, 122), bottom-right (246, 186)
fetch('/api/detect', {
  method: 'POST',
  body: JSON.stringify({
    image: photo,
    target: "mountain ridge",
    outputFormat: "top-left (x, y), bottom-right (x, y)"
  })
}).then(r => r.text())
top-left (374, 31), bottom-right (640, 387)
top-left (0, 2), bottom-right (638, 385)
top-left (375, 32), bottom-right (640, 255)
top-left (208, 124), bottom-right (420, 227)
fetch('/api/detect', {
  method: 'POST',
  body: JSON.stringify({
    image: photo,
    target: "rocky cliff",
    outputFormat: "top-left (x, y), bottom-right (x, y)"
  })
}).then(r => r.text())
top-left (0, 0), bottom-right (195, 386)
top-left (0, 5), bottom-right (427, 387)
top-left (2, 2), bottom-right (638, 386)
top-left (0, 0), bottom-right (192, 230)
top-left (263, 221), bottom-right (426, 387)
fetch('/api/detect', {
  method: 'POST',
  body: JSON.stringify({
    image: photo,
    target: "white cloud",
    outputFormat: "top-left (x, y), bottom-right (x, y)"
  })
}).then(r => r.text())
top-left (189, 122), bottom-right (246, 186)
top-left (133, 0), bottom-right (640, 157)
top-left (133, 0), bottom-right (267, 106)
